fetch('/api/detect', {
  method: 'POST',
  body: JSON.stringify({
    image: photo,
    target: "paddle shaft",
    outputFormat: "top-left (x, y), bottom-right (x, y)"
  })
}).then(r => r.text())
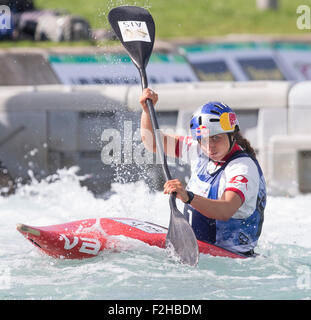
top-left (139, 67), bottom-right (181, 211)
top-left (139, 67), bottom-right (173, 183)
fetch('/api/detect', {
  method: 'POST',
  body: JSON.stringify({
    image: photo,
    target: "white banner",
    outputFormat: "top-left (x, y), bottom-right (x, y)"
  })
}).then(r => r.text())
top-left (49, 43), bottom-right (311, 84)
top-left (49, 53), bottom-right (199, 85)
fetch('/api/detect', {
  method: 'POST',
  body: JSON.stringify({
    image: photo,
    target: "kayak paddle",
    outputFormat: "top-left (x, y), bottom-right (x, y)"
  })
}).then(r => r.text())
top-left (108, 5), bottom-right (199, 266)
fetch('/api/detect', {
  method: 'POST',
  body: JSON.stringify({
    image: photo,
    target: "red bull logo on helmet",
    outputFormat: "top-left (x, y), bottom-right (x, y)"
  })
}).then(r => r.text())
top-left (220, 112), bottom-right (237, 131)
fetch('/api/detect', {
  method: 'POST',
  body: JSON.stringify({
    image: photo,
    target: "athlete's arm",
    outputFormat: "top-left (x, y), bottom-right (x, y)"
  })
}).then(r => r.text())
top-left (190, 190), bottom-right (243, 221)
top-left (163, 179), bottom-right (243, 221)
top-left (140, 88), bottom-right (180, 158)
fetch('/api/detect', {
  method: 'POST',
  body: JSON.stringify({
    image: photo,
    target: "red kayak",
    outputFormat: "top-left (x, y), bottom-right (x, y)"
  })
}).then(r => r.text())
top-left (16, 217), bottom-right (246, 259)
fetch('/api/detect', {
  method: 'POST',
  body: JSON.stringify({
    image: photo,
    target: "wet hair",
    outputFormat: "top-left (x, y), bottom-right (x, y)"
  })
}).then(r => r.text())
top-left (231, 130), bottom-right (257, 159)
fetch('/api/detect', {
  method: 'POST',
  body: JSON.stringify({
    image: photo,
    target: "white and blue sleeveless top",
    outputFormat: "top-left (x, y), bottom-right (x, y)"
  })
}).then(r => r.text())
top-left (176, 137), bottom-right (266, 254)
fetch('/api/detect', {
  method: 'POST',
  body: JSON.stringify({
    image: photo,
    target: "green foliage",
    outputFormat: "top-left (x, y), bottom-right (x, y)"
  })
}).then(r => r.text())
top-left (1, 0), bottom-right (309, 47)
top-left (34, 0), bottom-right (309, 37)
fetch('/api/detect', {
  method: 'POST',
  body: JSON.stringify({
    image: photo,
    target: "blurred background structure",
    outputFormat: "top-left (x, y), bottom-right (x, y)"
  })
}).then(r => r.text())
top-left (0, 0), bottom-right (311, 196)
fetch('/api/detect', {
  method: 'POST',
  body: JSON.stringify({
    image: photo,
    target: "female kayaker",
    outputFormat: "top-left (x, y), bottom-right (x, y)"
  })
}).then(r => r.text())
top-left (139, 88), bottom-right (266, 256)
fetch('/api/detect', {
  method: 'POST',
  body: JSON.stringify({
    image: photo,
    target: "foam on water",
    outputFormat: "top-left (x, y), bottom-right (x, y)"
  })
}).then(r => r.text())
top-left (0, 167), bottom-right (311, 299)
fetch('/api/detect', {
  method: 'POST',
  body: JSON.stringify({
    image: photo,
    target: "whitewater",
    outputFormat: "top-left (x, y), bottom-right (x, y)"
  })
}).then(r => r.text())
top-left (0, 166), bottom-right (311, 300)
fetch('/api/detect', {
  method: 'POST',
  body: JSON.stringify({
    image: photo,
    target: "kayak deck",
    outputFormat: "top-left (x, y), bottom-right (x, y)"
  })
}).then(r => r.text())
top-left (16, 217), bottom-right (246, 259)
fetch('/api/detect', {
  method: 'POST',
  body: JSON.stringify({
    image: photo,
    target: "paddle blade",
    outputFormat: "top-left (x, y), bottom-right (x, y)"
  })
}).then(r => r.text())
top-left (166, 199), bottom-right (199, 266)
top-left (108, 6), bottom-right (155, 70)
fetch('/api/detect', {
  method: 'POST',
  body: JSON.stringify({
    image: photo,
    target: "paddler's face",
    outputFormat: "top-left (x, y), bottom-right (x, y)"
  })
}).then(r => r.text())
top-left (199, 133), bottom-right (230, 161)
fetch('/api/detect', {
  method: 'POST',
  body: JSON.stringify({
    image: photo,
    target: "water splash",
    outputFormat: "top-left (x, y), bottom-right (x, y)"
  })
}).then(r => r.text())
top-left (1, 167), bottom-right (311, 299)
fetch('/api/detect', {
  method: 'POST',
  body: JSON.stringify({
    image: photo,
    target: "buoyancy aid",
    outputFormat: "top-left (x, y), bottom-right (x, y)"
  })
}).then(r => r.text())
top-left (183, 150), bottom-right (266, 254)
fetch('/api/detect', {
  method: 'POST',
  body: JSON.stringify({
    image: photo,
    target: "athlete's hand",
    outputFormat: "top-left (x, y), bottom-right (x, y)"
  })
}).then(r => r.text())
top-left (163, 179), bottom-right (189, 203)
top-left (139, 88), bottom-right (158, 113)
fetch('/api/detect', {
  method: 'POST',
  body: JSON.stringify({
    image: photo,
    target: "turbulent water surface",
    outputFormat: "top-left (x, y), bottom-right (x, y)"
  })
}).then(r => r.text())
top-left (0, 167), bottom-right (311, 300)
